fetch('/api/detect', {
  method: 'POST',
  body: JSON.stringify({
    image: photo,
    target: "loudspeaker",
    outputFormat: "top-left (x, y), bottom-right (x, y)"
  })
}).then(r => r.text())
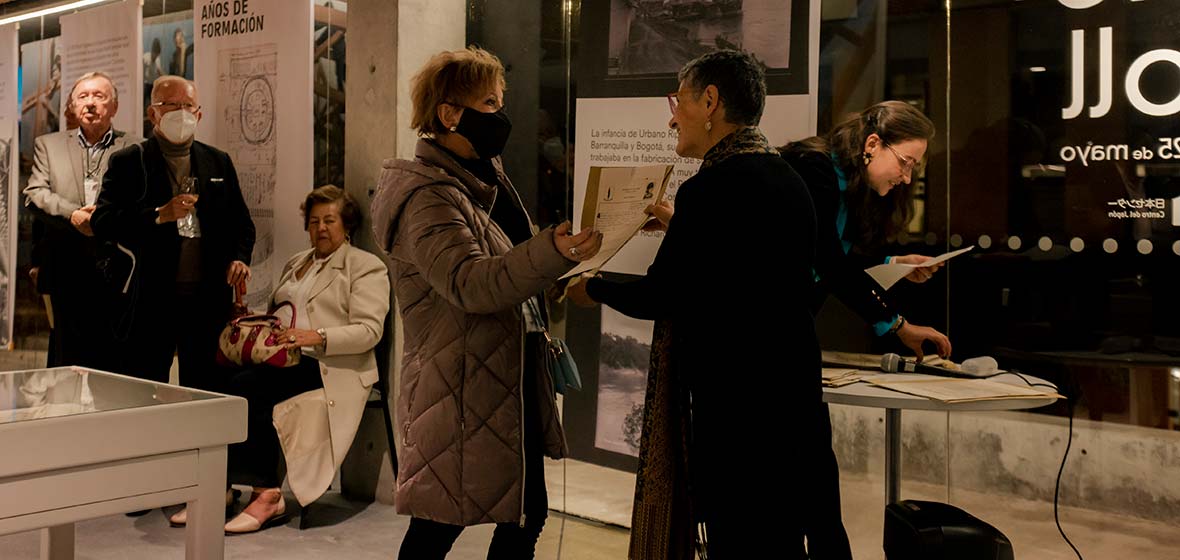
top-left (884, 500), bottom-right (1014, 560)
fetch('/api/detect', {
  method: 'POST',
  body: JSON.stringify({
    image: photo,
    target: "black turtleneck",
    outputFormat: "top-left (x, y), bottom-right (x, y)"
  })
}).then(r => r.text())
top-left (437, 144), bottom-right (533, 246)
top-left (157, 134), bottom-right (203, 286)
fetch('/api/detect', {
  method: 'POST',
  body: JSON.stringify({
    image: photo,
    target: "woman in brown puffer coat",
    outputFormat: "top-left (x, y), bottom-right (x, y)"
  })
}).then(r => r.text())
top-left (370, 47), bottom-right (602, 559)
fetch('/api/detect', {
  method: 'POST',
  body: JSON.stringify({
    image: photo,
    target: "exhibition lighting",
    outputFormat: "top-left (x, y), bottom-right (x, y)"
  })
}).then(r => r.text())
top-left (0, 0), bottom-right (113, 27)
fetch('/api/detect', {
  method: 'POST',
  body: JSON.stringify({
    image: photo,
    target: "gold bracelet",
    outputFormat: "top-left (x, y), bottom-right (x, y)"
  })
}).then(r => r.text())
top-left (315, 327), bottom-right (327, 351)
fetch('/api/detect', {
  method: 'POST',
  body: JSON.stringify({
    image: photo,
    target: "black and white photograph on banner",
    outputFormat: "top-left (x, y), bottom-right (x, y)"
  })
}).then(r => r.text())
top-left (594, 306), bottom-right (653, 457)
top-left (0, 138), bottom-right (9, 347)
top-left (580, 0), bottom-right (810, 98)
top-left (143, 11), bottom-right (195, 137)
top-left (58, 0), bottom-right (143, 138)
top-left (0, 23), bottom-right (14, 350)
top-left (313, 0), bottom-right (347, 189)
top-left (19, 39), bottom-right (62, 158)
top-left (608, 0), bottom-right (791, 76)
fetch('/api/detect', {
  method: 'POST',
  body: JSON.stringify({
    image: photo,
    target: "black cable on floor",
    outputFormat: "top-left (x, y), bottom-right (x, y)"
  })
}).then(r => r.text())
top-left (842, 364), bottom-right (1085, 558)
top-left (1053, 392), bottom-right (1083, 560)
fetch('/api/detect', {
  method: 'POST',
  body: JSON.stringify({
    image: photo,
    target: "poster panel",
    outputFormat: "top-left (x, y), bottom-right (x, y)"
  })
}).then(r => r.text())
top-left (60, 0), bottom-right (144, 137)
top-left (0, 24), bottom-right (17, 348)
top-left (143, 10), bottom-right (196, 137)
top-left (565, 0), bottom-right (820, 468)
top-left (195, 0), bottom-right (313, 309)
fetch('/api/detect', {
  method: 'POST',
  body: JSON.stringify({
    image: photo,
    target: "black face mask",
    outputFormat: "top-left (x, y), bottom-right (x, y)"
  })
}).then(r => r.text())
top-left (454, 107), bottom-right (512, 159)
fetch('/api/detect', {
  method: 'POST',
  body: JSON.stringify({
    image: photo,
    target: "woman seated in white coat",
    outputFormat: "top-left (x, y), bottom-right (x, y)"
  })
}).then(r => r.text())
top-left (169, 184), bottom-right (391, 533)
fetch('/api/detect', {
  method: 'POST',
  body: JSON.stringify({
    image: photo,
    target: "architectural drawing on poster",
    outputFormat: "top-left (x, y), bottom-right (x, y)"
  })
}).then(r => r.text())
top-left (217, 44), bottom-right (278, 309)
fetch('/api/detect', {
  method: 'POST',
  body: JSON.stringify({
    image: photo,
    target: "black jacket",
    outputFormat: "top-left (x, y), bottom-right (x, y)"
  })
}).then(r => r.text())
top-left (587, 152), bottom-right (822, 512)
top-left (92, 137), bottom-right (255, 299)
top-left (782, 149), bottom-right (897, 329)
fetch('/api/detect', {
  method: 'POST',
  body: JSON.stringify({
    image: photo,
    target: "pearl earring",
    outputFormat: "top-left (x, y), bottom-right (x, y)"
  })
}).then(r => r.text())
top-left (863, 151), bottom-right (873, 165)
top-left (449, 125), bottom-right (457, 132)
top-left (705, 120), bottom-right (712, 132)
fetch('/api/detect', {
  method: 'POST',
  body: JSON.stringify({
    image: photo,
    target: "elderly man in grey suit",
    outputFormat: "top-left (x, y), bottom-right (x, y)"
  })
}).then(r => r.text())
top-left (23, 71), bottom-right (142, 370)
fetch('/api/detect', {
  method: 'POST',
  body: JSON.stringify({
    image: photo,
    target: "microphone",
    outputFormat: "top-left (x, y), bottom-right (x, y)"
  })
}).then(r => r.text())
top-left (880, 353), bottom-right (977, 379)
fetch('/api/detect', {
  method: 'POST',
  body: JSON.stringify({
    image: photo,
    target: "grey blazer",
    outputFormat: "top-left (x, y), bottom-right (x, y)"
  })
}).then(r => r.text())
top-left (23, 128), bottom-right (141, 218)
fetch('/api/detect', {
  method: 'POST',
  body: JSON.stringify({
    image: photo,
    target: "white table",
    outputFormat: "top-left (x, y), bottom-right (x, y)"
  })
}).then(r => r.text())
top-left (822, 371), bottom-right (1059, 504)
top-left (0, 367), bottom-right (247, 559)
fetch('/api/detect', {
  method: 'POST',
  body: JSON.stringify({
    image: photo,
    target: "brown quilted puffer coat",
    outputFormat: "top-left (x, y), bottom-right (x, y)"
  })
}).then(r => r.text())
top-left (371, 138), bottom-right (572, 526)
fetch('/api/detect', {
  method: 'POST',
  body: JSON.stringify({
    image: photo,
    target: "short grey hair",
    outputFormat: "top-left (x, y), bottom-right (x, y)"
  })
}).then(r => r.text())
top-left (678, 50), bottom-right (766, 127)
top-left (67, 71), bottom-right (118, 105)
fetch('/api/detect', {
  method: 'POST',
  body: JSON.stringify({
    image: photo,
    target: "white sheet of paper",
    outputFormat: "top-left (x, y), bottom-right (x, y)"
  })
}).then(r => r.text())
top-left (562, 164), bottom-right (673, 279)
top-left (865, 246), bottom-right (974, 290)
top-left (862, 374), bottom-right (1063, 403)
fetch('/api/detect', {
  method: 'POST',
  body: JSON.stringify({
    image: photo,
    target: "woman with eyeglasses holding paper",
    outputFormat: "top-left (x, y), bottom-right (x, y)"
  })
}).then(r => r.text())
top-left (568, 49), bottom-right (839, 558)
top-left (780, 101), bottom-right (953, 362)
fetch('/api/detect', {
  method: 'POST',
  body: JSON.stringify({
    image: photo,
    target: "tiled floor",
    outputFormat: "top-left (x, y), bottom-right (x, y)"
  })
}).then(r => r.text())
top-left (0, 493), bottom-right (630, 559)
top-left (1, 460), bottom-right (1177, 558)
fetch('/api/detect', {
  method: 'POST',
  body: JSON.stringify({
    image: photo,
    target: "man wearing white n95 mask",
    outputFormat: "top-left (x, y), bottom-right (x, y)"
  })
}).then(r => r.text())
top-left (92, 75), bottom-right (255, 389)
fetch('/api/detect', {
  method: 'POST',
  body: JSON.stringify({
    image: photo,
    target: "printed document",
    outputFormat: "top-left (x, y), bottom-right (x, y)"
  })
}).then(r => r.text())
top-left (562, 164), bottom-right (674, 279)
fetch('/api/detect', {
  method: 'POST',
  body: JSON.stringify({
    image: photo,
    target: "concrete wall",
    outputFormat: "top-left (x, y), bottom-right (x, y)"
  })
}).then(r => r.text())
top-left (831, 405), bottom-right (1180, 524)
top-left (340, 0), bottom-right (465, 504)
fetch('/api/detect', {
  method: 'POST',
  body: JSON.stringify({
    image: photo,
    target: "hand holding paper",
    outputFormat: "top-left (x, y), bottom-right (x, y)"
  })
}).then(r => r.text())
top-left (562, 164), bottom-right (674, 279)
top-left (865, 246), bottom-right (974, 290)
top-left (553, 221), bottom-right (604, 262)
top-left (641, 201), bottom-right (674, 232)
top-left (891, 254), bottom-right (943, 283)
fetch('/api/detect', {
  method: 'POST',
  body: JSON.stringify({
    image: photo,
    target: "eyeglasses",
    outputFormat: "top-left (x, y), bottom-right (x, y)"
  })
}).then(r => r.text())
top-left (884, 143), bottom-right (919, 174)
top-left (666, 92), bottom-right (679, 116)
top-left (151, 101), bottom-right (200, 114)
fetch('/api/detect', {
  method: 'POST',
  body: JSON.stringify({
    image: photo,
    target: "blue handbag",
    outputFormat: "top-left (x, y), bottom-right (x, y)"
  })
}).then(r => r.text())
top-left (526, 298), bottom-right (582, 394)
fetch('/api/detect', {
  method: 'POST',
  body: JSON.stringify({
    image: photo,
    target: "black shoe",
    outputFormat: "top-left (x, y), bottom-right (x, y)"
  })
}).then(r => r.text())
top-left (125, 509), bottom-right (152, 517)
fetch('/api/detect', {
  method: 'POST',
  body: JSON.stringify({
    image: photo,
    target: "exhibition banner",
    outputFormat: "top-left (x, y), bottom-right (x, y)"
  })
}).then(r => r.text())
top-left (574, 0), bottom-right (817, 276)
top-left (0, 24), bottom-right (17, 348)
top-left (59, 0), bottom-right (144, 137)
top-left (142, 10), bottom-right (197, 137)
top-left (195, 0), bottom-right (313, 309)
top-left (566, 0), bottom-right (820, 469)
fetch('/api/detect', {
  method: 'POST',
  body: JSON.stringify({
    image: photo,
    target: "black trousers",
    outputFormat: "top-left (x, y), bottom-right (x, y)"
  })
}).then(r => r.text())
top-left (397, 335), bottom-right (550, 559)
top-left (218, 356), bottom-right (324, 488)
top-left (694, 402), bottom-right (851, 560)
top-left (51, 284), bottom-right (118, 371)
top-left (800, 403), bottom-right (854, 560)
top-left (46, 238), bottom-right (118, 371)
top-left (119, 282), bottom-right (228, 392)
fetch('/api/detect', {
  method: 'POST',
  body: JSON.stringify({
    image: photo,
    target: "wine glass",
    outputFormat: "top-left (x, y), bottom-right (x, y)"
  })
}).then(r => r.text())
top-left (177, 177), bottom-right (199, 237)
